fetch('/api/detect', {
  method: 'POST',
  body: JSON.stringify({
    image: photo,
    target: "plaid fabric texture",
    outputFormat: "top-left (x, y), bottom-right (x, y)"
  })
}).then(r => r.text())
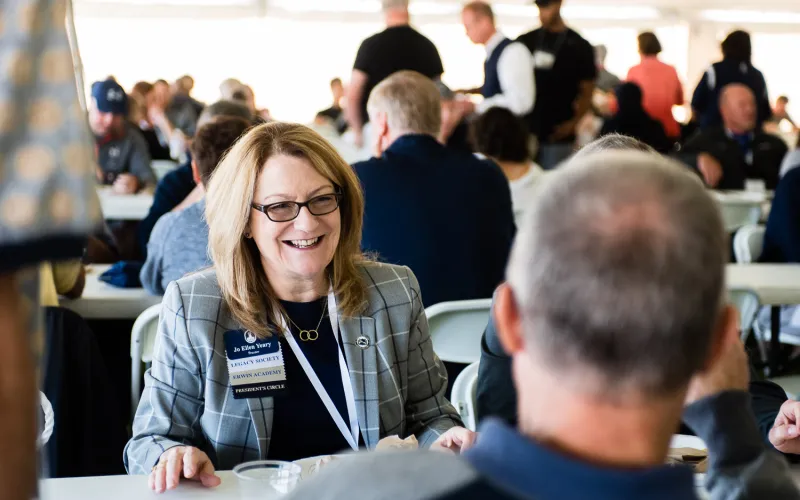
top-left (124, 261), bottom-right (461, 473)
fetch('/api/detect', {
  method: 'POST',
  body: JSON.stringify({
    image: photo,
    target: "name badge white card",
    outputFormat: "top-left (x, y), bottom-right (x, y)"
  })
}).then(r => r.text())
top-left (533, 50), bottom-right (556, 70)
top-left (223, 329), bottom-right (287, 399)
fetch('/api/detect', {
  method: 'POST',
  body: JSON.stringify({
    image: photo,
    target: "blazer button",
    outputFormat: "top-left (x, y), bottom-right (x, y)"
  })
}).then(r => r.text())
top-left (356, 336), bottom-right (370, 349)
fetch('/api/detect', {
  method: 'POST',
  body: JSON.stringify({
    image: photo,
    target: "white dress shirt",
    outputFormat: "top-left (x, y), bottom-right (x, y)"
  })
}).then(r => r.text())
top-left (477, 31), bottom-right (536, 117)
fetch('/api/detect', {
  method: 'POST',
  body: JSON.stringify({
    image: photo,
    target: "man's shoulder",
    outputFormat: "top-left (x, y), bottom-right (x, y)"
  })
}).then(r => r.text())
top-left (352, 156), bottom-right (384, 177)
top-left (516, 28), bottom-right (541, 44)
top-left (124, 124), bottom-right (148, 147)
top-left (284, 451), bottom-right (483, 500)
top-left (149, 210), bottom-right (181, 241)
top-left (566, 28), bottom-right (593, 50)
top-left (756, 133), bottom-right (789, 150)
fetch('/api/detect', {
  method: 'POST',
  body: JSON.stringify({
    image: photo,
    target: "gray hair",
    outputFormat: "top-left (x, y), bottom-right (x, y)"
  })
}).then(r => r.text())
top-left (573, 134), bottom-right (656, 160)
top-left (508, 151), bottom-right (727, 396)
top-left (367, 71), bottom-right (441, 137)
top-left (594, 44), bottom-right (608, 64)
top-left (197, 100), bottom-right (253, 129)
top-left (382, 0), bottom-right (409, 11)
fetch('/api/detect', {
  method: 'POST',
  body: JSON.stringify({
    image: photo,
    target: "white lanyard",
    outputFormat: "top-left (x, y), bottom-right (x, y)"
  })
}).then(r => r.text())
top-left (280, 290), bottom-right (360, 451)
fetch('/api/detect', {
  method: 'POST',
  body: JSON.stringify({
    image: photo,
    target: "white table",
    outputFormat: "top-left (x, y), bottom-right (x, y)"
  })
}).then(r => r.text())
top-left (59, 265), bottom-right (161, 320)
top-left (97, 187), bottom-right (154, 220)
top-left (727, 264), bottom-right (800, 306)
top-left (36, 462), bottom-right (800, 500)
top-left (41, 471), bottom-right (239, 500)
top-left (727, 263), bottom-right (800, 374)
top-left (712, 191), bottom-right (772, 232)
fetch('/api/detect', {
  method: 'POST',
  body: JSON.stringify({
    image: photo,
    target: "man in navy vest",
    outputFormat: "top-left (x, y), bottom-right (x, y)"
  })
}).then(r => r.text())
top-left (458, 2), bottom-right (535, 117)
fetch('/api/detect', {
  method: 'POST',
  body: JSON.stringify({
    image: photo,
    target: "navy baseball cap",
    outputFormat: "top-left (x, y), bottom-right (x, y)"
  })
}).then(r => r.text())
top-left (91, 79), bottom-right (128, 115)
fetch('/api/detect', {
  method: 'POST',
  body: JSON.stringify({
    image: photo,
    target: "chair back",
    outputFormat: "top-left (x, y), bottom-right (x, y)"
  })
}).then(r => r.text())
top-left (450, 361), bottom-right (480, 431)
top-left (425, 299), bottom-right (492, 364)
top-left (713, 193), bottom-right (763, 233)
top-left (727, 288), bottom-right (760, 342)
top-left (130, 304), bottom-right (162, 417)
top-left (733, 224), bottom-right (766, 263)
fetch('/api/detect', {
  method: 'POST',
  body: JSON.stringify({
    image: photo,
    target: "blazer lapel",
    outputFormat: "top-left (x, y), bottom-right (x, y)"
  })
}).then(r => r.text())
top-left (339, 315), bottom-right (379, 448)
top-left (245, 396), bottom-right (274, 459)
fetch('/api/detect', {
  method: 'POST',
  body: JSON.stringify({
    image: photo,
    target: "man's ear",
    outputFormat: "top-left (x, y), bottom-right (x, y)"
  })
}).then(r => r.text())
top-left (494, 283), bottom-right (525, 356)
top-left (374, 112), bottom-right (389, 157)
top-left (701, 304), bottom-right (739, 372)
top-left (190, 160), bottom-right (202, 185)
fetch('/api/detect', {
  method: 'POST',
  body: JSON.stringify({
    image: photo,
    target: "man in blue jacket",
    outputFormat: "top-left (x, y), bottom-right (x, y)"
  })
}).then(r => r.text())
top-left (353, 70), bottom-right (515, 309)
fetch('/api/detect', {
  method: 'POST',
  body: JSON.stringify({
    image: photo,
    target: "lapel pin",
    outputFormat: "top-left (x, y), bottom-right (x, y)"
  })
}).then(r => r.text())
top-left (356, 336), bottom-right (370, 349)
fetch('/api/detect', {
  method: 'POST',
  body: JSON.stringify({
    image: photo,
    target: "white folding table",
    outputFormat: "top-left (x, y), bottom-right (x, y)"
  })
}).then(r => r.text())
top-left (59, 264), bottom-right (162, 320)
top-left (727, 264), bottom-right (800, 374)
top-left (97, 187), bottom-right (154, 220)
top-left (40, 471), bottom-right (239, 500)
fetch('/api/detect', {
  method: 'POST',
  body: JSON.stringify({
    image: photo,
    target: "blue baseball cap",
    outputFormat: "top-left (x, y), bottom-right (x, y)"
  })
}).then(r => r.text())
top-left (91, 79), bottom-right (128, 115)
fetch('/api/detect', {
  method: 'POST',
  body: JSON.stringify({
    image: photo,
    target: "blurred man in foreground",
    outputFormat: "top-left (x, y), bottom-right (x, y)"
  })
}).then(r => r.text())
top-left (286, 150), bottom-right (799, 500)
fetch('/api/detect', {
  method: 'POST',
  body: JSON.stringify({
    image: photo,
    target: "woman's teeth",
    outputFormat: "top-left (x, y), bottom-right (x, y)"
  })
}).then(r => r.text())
top-left (290, 237), bottom-right (320, 248)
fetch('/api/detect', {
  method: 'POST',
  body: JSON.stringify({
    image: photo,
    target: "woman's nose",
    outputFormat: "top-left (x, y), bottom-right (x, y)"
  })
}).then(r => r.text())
top-left (292, 206), bottom-right (320, 232)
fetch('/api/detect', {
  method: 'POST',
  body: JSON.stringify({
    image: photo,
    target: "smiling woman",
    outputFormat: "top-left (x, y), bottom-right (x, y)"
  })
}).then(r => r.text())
top-left (124, 122), bottom-right (470, 493)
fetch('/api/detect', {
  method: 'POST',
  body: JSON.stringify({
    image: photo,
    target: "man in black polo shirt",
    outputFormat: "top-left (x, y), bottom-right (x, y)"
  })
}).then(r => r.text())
top-left (517, 0), bottom-right (596, 170)
top-left (345, 0), bottom-right (443, 148)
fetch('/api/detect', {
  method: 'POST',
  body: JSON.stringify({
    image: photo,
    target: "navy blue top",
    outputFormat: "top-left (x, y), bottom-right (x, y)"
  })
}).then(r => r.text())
top-left (457, 419), bottom-right (697, 500)
top-left (762, 166), bottom-right (800, 264)
top-left (137, 161), bottom-right (196, 257)
top-left (353, 135), bottom-right (515, 308)
top-left (481, 37), bottom-right (513, 99)
top-left (691, 59), bottom-right (772, 130)
top-left (268, 298), bottom-right (353, 461)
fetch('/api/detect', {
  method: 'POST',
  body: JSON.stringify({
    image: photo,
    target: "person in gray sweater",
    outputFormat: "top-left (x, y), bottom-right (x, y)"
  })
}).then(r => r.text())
top-left (140, 117), bottom-right (251, 295)
top-left (286, 151), bottom-right (800, 500)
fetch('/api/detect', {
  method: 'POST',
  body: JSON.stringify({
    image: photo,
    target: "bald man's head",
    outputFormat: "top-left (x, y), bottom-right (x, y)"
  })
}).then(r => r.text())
top-left (720, 84), bottom-right (756, 133)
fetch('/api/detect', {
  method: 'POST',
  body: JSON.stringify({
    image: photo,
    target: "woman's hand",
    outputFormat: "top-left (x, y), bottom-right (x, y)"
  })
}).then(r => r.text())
top-left (430, 426), bottom-right (478, 454)
top-left (148, 446), bottom-right (221, 493)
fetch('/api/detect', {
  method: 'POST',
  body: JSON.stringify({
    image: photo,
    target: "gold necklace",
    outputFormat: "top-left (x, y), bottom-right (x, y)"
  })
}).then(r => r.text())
top-left (285, 299), bottom-right (326, 342)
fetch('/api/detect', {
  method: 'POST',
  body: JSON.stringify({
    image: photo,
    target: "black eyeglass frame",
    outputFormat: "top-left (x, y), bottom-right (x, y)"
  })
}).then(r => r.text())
top-left (251, 191), bottom-right (343, 222)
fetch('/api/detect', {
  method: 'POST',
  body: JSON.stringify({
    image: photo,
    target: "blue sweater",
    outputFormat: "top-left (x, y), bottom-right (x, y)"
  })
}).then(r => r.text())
top-left (762, 166), bottom-right (800, 263)
top-left (136, 162), bottom-right (196, 257)
top-left (353, 135), bottom-right (515, 307)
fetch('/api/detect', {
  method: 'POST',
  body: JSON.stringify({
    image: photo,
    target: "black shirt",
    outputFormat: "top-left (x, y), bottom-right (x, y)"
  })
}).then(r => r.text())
top-left (516, 27), bottom-right (596, 143)
top-left (268, 298), bottom-right (354, 461)
top-left (353, 25), bottom-right (443, 124)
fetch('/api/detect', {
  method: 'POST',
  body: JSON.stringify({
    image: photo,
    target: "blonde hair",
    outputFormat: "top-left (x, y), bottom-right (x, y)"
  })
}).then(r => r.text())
top-left (205, 122), bottom-right (368, 337)
top-left (367, 70), bottom-right (442, 137)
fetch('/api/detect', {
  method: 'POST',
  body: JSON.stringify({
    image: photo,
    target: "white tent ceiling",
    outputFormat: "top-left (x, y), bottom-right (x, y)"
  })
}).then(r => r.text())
top-left (72, 0), bottom-right (800, 19)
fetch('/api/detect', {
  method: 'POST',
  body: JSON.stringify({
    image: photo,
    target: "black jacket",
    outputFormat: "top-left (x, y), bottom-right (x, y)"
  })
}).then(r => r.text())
top-left (676, 126), bottom-right (787, 190)
top-left (600, 82), bottom-right (673, 154)
top-left (42, 307), bottom-right (128, 477)
top-left (476, 300), bottom-right (791, 449)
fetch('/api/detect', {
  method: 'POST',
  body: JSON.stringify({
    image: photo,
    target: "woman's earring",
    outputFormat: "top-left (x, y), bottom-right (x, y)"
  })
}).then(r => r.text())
top-left (244, 231), bottom-right (251, 239)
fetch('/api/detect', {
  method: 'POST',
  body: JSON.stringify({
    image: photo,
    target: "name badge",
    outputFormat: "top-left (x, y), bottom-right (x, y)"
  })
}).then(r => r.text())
top-left (223, 329), bottom-right (287, 399)
top-left (533, 50), bottom-right (556, 70)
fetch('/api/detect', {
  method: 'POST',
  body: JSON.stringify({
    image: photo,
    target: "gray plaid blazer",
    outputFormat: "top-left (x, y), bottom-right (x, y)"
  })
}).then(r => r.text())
top-left (124, 262), bottom-right (461, 473)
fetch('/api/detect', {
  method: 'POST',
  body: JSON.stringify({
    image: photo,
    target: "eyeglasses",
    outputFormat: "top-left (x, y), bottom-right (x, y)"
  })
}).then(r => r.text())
top-left (251, 192), bottom-right (342, 223)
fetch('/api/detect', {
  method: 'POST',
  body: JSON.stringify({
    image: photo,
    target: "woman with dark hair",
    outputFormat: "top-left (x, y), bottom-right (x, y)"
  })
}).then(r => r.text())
top-left (600, 83), bottom-right (672, 153)
top-left (691, 29), bottom-right (772, 129)
top-left (626, 32), bottom-right (684, 141)
top-left (471, 107), bottom-right (545, 225)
